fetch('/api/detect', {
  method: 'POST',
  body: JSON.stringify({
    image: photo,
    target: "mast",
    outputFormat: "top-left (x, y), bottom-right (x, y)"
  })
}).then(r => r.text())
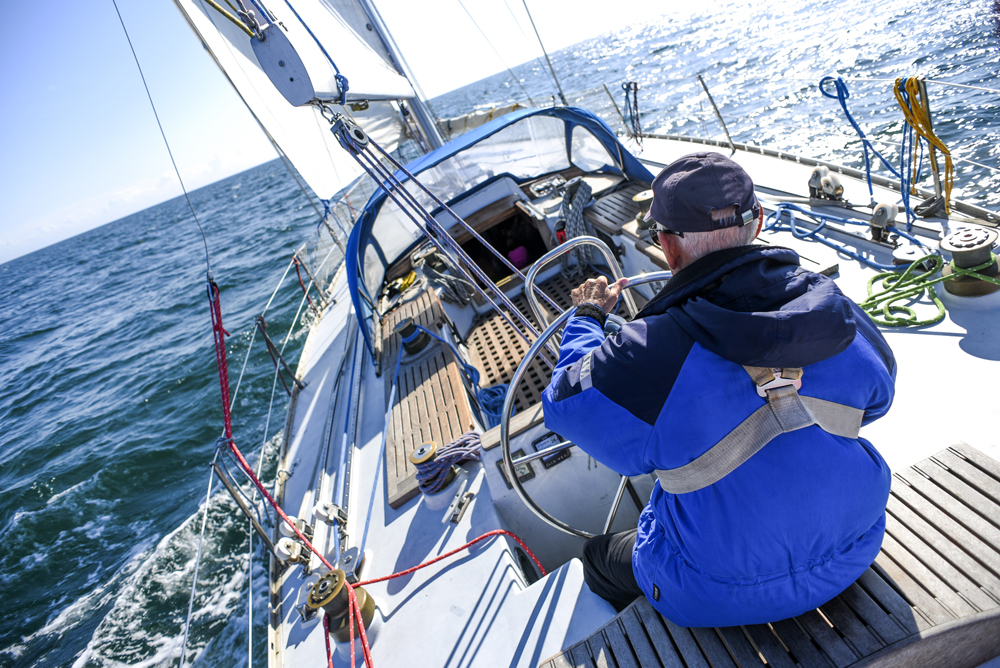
top-left (359, 0), bottom-right (445, 149)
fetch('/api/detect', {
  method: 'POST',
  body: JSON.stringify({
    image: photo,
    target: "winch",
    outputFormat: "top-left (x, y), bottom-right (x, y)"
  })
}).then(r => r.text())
top-left (306, 569), bottom-right (377, 643)
top-left (394, 317), bottom-right (431, 356)
top-left (940, 227), bottom-right (1000, 296)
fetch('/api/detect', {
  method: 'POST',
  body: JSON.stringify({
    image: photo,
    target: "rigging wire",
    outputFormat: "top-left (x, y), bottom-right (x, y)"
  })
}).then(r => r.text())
top-left (520, 0), bottom-right (568, 105)
top-left (201, 0), bottom-right (257, 37)
top-left (454, 0), bottom-right (537, 106)
top-left (112, 0), bottom-right (213, 271)
top-left (501, 0), bottom-right (559, 97)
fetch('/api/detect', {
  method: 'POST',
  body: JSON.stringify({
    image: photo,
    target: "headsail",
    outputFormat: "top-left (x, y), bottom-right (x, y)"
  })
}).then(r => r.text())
top-left (173, 0), bottom-right (417, 200)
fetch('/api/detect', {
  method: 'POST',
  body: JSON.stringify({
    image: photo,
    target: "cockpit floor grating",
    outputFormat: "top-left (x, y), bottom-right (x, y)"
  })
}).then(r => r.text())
top-left (466, 268), bottom-right (603, 414)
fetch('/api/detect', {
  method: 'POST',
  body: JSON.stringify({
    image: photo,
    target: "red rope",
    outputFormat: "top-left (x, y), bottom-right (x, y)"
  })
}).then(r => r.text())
top-left (293, 256), bottom-right (318, 314)
top-left (206, 275), bottom-right (546, 668)
top-left (355, 529), bottom-right (546, 587)
top-left (208, 280), bottom-right (233, 441)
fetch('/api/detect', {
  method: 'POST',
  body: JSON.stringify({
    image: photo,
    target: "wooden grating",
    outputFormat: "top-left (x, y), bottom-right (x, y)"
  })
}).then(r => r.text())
top-left (466, 269), bottom-right (602, 415)
top-left (381, 289), bottom-right (474, 509)
top-left (540, 443), bottom-right (1000, 668)
top-left (584, 183), bottom-right (647, 236)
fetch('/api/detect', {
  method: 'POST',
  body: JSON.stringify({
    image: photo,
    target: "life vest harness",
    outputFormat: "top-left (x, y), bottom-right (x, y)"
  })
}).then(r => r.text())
top-left (651, 366), bottom-right (865, 494)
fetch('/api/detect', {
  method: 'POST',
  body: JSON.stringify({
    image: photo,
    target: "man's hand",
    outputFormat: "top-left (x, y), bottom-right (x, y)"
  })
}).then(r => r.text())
top-left (571, 276), bottom-right (628, 313)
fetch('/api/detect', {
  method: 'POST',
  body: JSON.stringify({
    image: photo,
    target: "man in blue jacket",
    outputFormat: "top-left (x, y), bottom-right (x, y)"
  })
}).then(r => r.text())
top-left (542, 152), bottom-right (895, 627)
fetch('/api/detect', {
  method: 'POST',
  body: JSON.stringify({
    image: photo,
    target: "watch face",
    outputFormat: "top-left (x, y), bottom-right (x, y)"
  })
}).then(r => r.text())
top-left (531, 432), bottom-right (571, 469)
top-left (497, 449), bottom-right (535, 489)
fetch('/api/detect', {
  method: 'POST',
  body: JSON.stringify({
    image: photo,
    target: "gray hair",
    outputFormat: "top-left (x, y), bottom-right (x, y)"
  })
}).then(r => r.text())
top-left (673, 205), bottom-right (757, 264)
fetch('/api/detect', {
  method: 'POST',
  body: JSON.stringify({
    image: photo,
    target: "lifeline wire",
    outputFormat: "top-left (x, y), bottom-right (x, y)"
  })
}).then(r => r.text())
top-left (112, 0), bottom-right (212, 272)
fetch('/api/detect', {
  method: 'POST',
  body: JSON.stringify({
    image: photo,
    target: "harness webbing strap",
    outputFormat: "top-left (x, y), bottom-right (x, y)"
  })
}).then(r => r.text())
top-left (654, 367), bottom-right (863, 494)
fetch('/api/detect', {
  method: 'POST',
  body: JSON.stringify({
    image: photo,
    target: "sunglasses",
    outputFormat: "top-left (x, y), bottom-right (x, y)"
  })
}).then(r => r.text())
top-left (647, 221), bottom-right (683, 247)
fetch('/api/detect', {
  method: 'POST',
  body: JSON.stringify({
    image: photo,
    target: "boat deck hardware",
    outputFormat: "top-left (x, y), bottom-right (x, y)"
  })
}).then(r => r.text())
top-left (941, 228), bottom-right (1000, 296)
top-left (381, 290), bottom-right (475, 508)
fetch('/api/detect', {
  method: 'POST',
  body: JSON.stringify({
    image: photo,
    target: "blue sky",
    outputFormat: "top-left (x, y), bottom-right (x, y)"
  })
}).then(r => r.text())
top-left (0, 0), bottom-right (662, 264)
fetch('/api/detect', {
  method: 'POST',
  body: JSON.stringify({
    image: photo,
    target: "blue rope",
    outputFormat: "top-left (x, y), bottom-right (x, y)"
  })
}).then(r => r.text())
top-left (400, 324), bottom-right (513, 429)
top-left (819, 77), bottom-right (902, 203)
top-left (894, 80), bottom-right (929, 231)
top-left (765, 202), bottom-right (934, 271)
top-left (281, 0), bottom-right (349, 105)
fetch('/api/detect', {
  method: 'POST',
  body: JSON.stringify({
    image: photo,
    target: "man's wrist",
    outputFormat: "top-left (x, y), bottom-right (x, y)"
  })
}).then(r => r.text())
top-left (574, 302), bottom-right (608, 328)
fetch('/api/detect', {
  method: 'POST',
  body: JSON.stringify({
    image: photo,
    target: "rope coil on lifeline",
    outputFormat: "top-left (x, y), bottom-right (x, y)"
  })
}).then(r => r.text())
top-left (622, 81), bottom-right (642, 147)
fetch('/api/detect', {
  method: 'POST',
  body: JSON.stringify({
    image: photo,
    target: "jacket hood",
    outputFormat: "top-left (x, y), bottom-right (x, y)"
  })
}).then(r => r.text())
top-left (637, 245), bottom-right (857, 367)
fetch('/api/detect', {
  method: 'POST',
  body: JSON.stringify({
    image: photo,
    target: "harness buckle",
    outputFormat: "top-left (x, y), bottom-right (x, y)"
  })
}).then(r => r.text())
top-left (755, 369), bottom-right (803, 397)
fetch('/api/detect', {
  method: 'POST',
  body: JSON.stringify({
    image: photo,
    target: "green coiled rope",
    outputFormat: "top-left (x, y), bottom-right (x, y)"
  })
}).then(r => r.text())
top-left (858, 254), bottom-right (1000, 327)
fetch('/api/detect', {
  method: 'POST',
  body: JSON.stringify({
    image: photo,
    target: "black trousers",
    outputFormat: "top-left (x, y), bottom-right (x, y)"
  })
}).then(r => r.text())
top-left (582, 529), bottom-right (644, 611)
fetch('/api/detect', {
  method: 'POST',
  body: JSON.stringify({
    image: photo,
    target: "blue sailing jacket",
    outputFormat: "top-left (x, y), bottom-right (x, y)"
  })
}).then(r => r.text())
top-left (543, 245), bottom-right (895, 627)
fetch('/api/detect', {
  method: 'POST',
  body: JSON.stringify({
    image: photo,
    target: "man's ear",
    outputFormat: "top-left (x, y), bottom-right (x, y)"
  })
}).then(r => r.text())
top-left (754, 209), bottom-right (764, 240)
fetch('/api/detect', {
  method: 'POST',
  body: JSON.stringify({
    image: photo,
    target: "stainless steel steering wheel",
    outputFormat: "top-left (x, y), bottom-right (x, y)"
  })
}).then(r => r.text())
top-left (500, 238), bottom-right (671, 538)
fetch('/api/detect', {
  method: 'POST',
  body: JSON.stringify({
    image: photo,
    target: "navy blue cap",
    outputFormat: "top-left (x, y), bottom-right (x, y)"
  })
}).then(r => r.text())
top-left (644, 152), bottom-right (759, 233)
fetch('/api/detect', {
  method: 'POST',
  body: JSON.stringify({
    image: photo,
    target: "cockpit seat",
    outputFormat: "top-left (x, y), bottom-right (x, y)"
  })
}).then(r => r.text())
top-left (539, 443), bottom-right (1000, 668)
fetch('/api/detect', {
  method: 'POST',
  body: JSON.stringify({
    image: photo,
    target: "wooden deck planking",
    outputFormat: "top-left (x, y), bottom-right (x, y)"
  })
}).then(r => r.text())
top-left (539, 444), bottom-right (1000, 668)
top-left (742, 625), bottom-right (798, 668)
top-left (634, 601), bottom-right (693, 668)
top-left (381, 290), bottom-right (474, 509)
top-left (584, 184), bottom-right (646, 236)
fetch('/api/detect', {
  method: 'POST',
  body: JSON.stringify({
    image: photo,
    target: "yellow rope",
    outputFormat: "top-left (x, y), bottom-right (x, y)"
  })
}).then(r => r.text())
top-left (203, 0), bottom-right (256, 38)
top-left (893, 77), bottom-right (954, 214)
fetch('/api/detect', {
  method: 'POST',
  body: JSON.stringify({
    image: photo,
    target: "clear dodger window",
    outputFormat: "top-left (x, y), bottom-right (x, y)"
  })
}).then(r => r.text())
top-left (571, 125), bottom-right (616, 172)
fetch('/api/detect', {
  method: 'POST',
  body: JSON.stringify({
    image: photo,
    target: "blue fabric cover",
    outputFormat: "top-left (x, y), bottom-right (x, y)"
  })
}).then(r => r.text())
top-left (543, 245), bottom-right (895, 627)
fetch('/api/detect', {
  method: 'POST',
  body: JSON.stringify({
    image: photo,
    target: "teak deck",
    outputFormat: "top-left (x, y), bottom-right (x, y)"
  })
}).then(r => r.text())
top-left (381, 289), bottom-right (474, 509)
top-left (540, 443), bottom-right (1000, 668)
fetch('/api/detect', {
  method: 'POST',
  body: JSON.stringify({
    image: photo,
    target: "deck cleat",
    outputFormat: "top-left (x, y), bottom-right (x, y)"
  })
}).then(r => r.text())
top-left (892, 244), bottom-right (935, 270)
top-left (940, 227), bottom-right (1000, 296)
top-left (306, 569), bottom-right (377, 643)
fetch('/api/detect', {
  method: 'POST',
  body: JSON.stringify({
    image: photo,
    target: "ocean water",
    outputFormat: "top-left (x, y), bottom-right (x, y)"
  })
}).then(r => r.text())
top-left (1, 0), bottom-right (997, 665)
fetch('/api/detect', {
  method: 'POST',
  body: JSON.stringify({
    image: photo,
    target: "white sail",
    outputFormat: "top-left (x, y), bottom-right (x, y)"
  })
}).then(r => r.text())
top-left (173, 0), bottom-right (413, 200)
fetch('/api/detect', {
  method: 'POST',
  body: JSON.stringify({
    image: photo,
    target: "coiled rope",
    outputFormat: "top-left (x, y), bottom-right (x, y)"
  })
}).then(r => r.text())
top-left (414, 432), bottom-right (483, 494)
top-left (819, 76), bottom-right (903, 208)
top-left (894, 77), bottom-right (955, 215)
top-left (858, 254), bottom-right (1000, 327)
top-left (622, 81), bottom-right (642, 147)
top-left (560, 178), bottom-right (594, 278)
